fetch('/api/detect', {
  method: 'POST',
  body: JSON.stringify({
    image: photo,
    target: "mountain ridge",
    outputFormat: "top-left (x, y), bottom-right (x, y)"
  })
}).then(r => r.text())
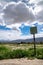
top-left (0, 37), bottom-right (43, 43)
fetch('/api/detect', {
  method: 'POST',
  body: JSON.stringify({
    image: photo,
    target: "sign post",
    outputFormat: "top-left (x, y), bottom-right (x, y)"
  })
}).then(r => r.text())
top-left (30, 26), bottom-right (37, 56)
top-left (33, 34), bottom-right (36, 56)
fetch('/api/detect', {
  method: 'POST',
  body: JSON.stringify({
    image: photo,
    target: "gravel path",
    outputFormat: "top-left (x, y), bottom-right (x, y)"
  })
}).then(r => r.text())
top-left (0, 58), bottom-right (43, 65)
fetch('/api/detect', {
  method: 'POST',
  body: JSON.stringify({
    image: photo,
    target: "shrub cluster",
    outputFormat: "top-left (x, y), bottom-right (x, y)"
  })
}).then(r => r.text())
top-left (36, 48), bottom-right (43, 59)
top-left (0, 46), bottom-right (43, 60)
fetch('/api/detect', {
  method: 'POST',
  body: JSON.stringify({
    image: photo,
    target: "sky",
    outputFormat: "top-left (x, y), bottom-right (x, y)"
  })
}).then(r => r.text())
top-left (0, 0), bottom-right (43, 41)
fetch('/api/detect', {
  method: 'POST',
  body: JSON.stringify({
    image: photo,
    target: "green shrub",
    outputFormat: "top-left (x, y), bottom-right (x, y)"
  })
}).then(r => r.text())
top-left (36, 55), bottom-right (43, 59)
top-left (0, 54), bottom-right (4, 60)
top-left (36, 48), bottom-right (43, 59)
top-left (27, 48), bottom-right (35, 59)
top-left (0, 45), bottom-right (43, 60)
top-left (0, 46), bottom-right (11, 59)
top-left (9, 49), bottom-right (28, 58)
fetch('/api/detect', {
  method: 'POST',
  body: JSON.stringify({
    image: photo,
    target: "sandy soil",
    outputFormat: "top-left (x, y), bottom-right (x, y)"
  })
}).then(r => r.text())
top-left (0, 58), bottom-right (43, 65)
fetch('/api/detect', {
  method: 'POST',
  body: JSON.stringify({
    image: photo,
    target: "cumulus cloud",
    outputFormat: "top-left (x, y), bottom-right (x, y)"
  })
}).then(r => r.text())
top-left (0, 30), bottom-right (31, 40)
top-left (0, 30), bottom-right (21, 40)
top-left (33, 0), bottom-right (43, 23)
top-left (29, 0), bottom-right (43, 9)
top-left (0, 29), bottom-right (43, 40)
top-left (0, 0), bottom-right (43, 41)
top-left (0, 3), bottom-right (5, 25)
top-left (3, 2), bottom-right (35, 25)
top-left (0, 17), bottom-right (3, 25)
top-left (37, 0), bottom-right (43, 6)
top-left (36, 10), bottom-right (43, 23)
top-left (0, 3), bottom-right (3, 13)
top-left (0, 0), bottom-right (8, 7)
top-left (0, 14), bottom-right (4, 25)
top-left (29, 0), bottom-right (42, 4)
top-left (0, 0), bottom-right (29, 3)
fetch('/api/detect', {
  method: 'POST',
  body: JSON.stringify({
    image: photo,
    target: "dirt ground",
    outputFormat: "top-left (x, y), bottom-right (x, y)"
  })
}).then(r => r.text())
top-left (0, 58), bottom-right (43, 65)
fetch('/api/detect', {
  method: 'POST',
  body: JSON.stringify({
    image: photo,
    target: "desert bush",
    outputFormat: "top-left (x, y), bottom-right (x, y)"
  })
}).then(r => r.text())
top-left (36, 48), bottom-right (43, 59)
top-left (27, 48), bottom-right (34, 57)
top-left (9, 49), bottom-right (28, 58)
top-left (0, 45), bottom-right (43, 60)
top-left (0, 46), bottom-right (11, 59)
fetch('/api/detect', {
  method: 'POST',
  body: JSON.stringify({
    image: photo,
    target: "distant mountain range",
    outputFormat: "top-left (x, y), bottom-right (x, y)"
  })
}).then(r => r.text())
top-left (11, 37), bottom-right (43, 43)
top-left (0, 37), bottom-right (43, 43)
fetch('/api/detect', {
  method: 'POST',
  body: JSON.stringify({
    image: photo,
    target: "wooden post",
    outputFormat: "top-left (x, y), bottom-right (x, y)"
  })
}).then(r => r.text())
top-left (30, 26), bottom-right (37, 56)
top-left (33, 34), bottom-right (36, 56)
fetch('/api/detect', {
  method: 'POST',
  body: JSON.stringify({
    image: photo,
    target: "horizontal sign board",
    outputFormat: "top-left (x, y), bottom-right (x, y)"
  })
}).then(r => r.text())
top-left (30, 27), bottom-right (37, 34)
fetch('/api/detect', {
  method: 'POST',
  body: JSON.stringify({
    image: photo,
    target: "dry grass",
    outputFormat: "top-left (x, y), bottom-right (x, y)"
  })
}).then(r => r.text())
top-left (0, 43), bottom-right (43, 50)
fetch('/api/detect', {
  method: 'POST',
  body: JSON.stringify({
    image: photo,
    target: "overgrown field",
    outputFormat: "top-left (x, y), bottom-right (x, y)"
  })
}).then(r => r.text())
top-left (0, 43), bottom-right (43, 60)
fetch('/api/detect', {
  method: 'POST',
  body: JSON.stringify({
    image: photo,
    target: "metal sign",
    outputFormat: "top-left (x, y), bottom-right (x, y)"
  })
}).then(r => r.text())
top-left (30, 27), bottom-right (37, 34)
top-left (30, 26), bottom-right (37, 56)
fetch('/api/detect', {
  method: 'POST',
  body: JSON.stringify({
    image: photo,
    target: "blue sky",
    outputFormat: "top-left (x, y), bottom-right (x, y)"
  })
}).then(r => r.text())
top-left (0, 23), bottom-right (43, 35)
top-left (0, 0), bottom-right (43, 40)
top-left (0, 25), bottom-right (11, 30)
top-left (19, 24), bottom-right (30, 35)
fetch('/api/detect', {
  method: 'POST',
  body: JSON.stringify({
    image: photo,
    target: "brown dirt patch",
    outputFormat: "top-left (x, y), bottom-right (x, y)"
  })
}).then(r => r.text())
top-left (0, 58), bottom-right (43, 65)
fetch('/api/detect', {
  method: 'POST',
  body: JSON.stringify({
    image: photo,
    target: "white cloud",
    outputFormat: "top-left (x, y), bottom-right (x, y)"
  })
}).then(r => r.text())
top-left (0, 14), bottom-right (4, 25)
top-left (36, 6), bottom-right (43, 22)
top-left (0, 0), bottom-right (43, 41)
top-left (0, 30), bottom-right (32, 40)
top-left (0, 17), bottom-right (3, 25)
top-left (29, 0), bottom-right (42, 4)
top-left (34, 6), bottom-right (42, 15)
top-left (0, 3), bottom-right (3, 13)
top-left (36, 10), bottom-right (43, 23)
top-left (0, 30), bottom-right (21, 40)
top-left (33, 0), bottom-right (43, 23)
top-left (6, 23), bottom-right (21, 31)
top-left (37, 0), bottom-right (43, 9)
top-left (0, 0), bottom-right (7, 7)
top-left (3, 2), bottom-right (35, 25)
top-left (0, 3), bottom-right (5, 25)
top-left (37, 0), bottom-right (43, 6)
top-left (0, 29), bottom-right (43, 41)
